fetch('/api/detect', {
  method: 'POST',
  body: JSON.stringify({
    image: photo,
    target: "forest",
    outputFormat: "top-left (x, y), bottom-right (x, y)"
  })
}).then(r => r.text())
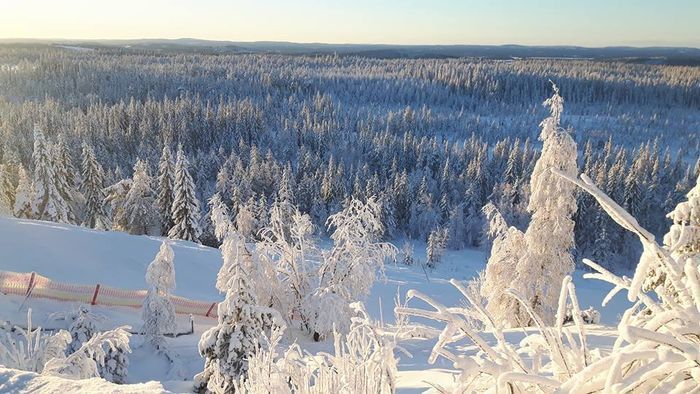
top-left (1, 46), bottom-right (698, 271)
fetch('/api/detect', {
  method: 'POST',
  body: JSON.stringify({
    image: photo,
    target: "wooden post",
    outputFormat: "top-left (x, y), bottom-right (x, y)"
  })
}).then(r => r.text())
top-left (26, 272), bottom-right (36, 296)
top-left (205, 302), bottom-right (217, 317)
top-left (91, 284), bottom-right (101, 305)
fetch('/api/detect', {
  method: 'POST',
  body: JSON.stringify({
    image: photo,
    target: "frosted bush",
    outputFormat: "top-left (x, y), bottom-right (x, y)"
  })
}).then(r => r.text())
top-left (0, 309), bottom-right (131, 381)
top-left (395, 170), bottom-right (700, 392)
top-left (237, 302), bottom-right (399, 394)
top-left (0, 309), bottom-right (71, 373)
top-left (42, 326), bottom-right (131, 380)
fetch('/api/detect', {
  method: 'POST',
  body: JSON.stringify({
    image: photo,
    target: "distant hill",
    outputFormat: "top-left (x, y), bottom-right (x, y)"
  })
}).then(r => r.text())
top-left (2, 38), bottom-right (699, 64)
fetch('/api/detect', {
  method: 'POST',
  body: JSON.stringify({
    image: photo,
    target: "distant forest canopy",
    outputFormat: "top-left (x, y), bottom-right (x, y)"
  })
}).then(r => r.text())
top-left (0, 45), bottom-right (698, 272)
top-left (2, 39), bottom-right (700, 63)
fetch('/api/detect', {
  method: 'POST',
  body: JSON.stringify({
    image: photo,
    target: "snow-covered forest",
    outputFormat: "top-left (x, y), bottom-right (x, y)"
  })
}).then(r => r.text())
top-left (0, 45), bottom-right (699, 392)
top-left (0, 47), bottom-right (698, 270)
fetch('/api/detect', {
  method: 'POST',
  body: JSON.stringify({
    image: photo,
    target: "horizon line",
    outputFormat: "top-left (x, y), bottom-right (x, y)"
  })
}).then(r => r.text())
top-left (1, 37), bottom-right (699, 50)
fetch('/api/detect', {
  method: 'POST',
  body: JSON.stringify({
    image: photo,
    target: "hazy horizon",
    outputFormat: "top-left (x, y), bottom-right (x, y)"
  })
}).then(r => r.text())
top-left (2, 36), bottom-right (700, 50)
top-left (1, 0), bottom-right (698, 48)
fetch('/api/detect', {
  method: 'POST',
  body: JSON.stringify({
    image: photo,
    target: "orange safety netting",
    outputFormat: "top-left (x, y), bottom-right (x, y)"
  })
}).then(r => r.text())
top-left (0, 270), bottom-right (218, 318)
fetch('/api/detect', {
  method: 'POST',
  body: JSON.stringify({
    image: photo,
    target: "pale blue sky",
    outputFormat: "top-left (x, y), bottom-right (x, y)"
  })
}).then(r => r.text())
top-left (1, 0), bottom-right (698, 47)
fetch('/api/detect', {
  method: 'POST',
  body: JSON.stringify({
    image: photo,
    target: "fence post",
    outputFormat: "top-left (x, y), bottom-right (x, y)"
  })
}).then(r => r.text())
top-left (26, 272), bottom-right (36, 296)
top-left (91, 284), bottom-right (101, 305)
top-left (205, 302), bottom-right (217, 317)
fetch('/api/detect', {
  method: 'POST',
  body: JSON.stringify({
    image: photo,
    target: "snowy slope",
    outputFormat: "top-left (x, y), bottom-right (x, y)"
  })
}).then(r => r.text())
top-left (0, 217), bottom-right (631, 392)
top-left (0, 367), bottom-right (167, 393)
top-left (0, 217), bottom-right (223, 300)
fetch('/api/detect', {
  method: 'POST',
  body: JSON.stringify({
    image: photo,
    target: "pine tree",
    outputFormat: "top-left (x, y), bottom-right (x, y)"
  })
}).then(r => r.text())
top-left (32, 130), bottom-right (70, 223)
top-left (80, 142), bottom-right (110, 229)
top-left (520, 85), bottom-right (578, 323)
top-left (120, 159), bottom-right (158, 235)
top-left (13, 166), bottom-right (35, 219)
top-left (142, 240), bottom-right (176, 350)
top-left (168, 146), bottom-right (202, 242)
top-left (157, 145), bottom-right (176, 235)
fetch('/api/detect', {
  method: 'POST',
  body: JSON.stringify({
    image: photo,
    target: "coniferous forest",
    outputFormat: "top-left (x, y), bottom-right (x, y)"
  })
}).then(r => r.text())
top-left (1, 46), bottom-right (697, 272)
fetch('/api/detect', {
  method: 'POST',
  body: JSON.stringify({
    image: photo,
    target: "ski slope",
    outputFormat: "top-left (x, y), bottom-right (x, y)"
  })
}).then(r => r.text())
top-left (0, 217), bottom-right (630, 392)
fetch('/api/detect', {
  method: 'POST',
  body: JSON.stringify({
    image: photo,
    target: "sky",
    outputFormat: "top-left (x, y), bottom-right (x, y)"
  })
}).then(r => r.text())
top-left (1, 0), bottom-right (698, 47)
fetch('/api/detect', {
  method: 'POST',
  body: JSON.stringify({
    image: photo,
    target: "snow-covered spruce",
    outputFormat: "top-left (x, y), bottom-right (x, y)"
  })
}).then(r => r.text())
top-left (168, 145), bottom-right (202, 242)
top-left (98, 342), bottom-right (129, 384)
top-left (157, 145), bottom-right (176, 235)
top-left (0, 164), bottom-right (12, 215)
top-left (32, 130), bottom-right (70, 223)
top-left (13, 166), bottom-right (35, 219)
top-left (51, 135), bottom-right (83, 224)
top-left (118, 159), bottom-right (159, 235)
top-left (196, 214), bottom-right (284, 393)
top-left (80, 142), bottom-right (110, 230)
top-left (400, 241), bottom-right (415, 265)
top-left (59, 305), bottom-right (102, 355)
top-left (141, 240), bottom-right (176, 351)
top-left (426, 227), bottom-right (448, 268)
top-left (480, 202), bottom-right (529, 327)
top-left (519, 84), bottom-right (578, 324)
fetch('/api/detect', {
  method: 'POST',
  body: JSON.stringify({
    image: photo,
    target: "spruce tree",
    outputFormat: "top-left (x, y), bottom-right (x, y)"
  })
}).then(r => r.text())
top-left (142, 240), bottom-right (176, 350)
top-left (481, 203), bottom-right (529, 327)
top-left (168, 146), bottom-right (202, 242)
top-left (520, 85), bottom-right (578, 323)
top-left (52, 137), bottom-right (80, 223)
top-left (426, 228), bottom-right (448, 268)
top-left (120, 159), bottom-right (158, 235)
top-left (66, 305), bottom-right (100, 355)
top-left (196, 227), bottom-right (282, 393)
top-left (99, 343), bottom-right (129, 384)
top-left (32, 130), bottom-right (70, 223)
top-left (13, 166), bottom-right (35, 219)
top-left (157, 145), bottom-right (176, 235)
top-left (81, 142), bottom-right (110, 229)
top-left (0, 164), bottom-right (12, 215)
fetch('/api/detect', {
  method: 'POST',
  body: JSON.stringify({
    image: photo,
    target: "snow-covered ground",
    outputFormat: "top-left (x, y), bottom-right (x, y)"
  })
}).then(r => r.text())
top-left (0, 217), bottom-right (630, 392)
